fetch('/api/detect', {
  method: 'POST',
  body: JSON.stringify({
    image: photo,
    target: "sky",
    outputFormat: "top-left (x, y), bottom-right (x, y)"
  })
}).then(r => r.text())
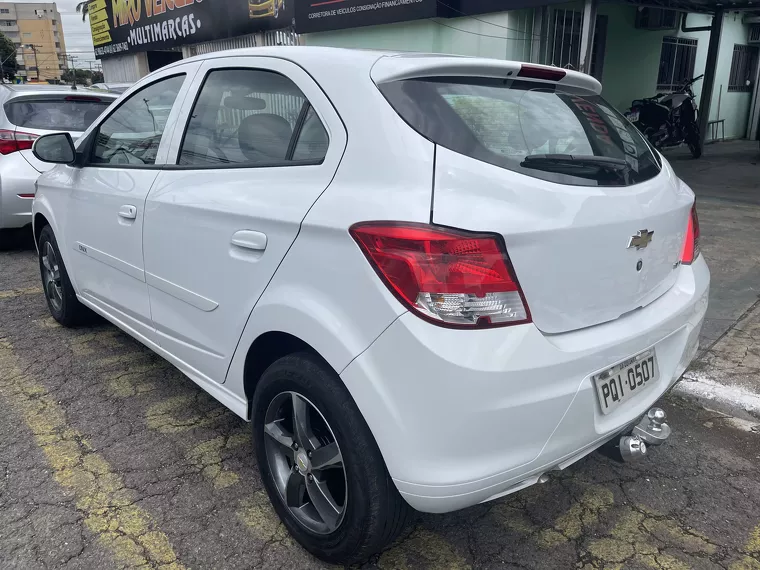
top-left (42, 0), bottom-right (98, 69)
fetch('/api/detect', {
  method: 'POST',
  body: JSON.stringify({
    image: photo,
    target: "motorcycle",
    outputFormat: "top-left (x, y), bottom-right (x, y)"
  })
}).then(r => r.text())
top-left (625, 75), bottom-right (703, 158)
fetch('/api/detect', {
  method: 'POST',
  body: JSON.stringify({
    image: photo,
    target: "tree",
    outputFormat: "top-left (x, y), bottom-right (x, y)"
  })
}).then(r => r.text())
top-left (0, 32), bottom-right (17, 81)
top-left (61, 68), bottom-right (93, 85)
top-left (92, 70), bottom-right (104, 83)
top-left (76, 1), bottom-right (90, 21)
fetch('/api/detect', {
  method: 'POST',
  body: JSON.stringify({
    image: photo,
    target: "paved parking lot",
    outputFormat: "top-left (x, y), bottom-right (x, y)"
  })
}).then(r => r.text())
top-left (1, 141), bottom-right (760, 569)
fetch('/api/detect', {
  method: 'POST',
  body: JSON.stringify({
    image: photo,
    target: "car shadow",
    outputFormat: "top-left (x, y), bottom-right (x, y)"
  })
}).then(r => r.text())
top-left (0, 226), bottom-right (36, 252)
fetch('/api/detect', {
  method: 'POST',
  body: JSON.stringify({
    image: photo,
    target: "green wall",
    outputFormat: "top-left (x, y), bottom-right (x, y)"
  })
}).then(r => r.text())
top-left (303, 10), bottom-right (535, 61)
top-left (304, 4), bottom-right (753, 140)
top-left (598, 6), bottom-right (751, 140)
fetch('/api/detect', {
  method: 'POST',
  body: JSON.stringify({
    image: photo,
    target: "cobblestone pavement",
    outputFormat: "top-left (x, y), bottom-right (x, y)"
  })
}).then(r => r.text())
top-left (1, 247), bottom-right (760, 570)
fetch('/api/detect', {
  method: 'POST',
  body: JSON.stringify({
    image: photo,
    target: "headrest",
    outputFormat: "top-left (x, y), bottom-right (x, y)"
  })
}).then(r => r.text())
top-left (238, 113), bottom-right (292, 162)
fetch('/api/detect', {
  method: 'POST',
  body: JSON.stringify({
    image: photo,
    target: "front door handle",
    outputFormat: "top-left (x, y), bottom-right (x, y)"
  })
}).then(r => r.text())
top-left (118, 205), bottom-right (137, 220)
top-left (231, 230), bottom-right (267, 251)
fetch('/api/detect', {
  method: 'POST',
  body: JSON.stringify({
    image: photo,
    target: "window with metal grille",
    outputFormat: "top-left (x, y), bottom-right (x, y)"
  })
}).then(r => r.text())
top-left (728, 44), bottom-right (758, 92)
top-left (548, 9), bottom-right (607, 80)
top-left (635, 8), bottom-right (677, 30)
top-left (750, 25), bottom-right (760, 43)
top-left (657, 37), bottom-right (698, 91)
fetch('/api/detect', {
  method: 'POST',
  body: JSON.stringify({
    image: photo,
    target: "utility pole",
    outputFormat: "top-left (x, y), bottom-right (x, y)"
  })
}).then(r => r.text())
top-left (65, 54), bottom-right (78, 90)
top-left (24, 44), bottom-right (41, 82)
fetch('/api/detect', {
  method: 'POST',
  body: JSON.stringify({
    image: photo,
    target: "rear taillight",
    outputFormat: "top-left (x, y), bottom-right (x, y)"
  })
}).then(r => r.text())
top-left (350, 222), bottom-right (531, 328)
top-left (681, 204), bottom-right (701, 264)
top-left (0, 129), bottom-right (38, 155)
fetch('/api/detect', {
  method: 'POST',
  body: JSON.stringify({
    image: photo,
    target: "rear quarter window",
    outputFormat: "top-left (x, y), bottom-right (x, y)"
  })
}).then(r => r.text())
top-left (379, 77), bottom-right (661, 187)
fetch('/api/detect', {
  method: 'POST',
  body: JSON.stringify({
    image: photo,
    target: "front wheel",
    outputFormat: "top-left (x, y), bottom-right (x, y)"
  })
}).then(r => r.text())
top-left (252, 352), bottom-right (413, 564)
top-left (38, 225), bottom-right (93, 326)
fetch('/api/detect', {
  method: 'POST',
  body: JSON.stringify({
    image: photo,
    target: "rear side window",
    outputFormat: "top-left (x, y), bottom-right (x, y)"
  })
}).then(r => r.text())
top-left (178, 68), bottom-right (328, 167)
top-left (379, 77), bottom-right (661, 187)
top-left (5, 97), bottom-right (112, 132)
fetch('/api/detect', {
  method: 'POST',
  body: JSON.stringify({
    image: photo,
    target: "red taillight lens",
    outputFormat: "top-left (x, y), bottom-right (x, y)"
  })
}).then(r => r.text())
top-left (0, 129), bottom-right (38, 155)
top-left (350, 222), bottom-right (531, 328)
top-left (681, 204), bottom-right (701, 264)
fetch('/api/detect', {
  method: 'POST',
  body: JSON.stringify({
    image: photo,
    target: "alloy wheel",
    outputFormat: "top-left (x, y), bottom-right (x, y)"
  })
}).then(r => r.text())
top-left (263, 391), bottom-right (347, 534)
top-left (41, 241), bottom-right (63, 312)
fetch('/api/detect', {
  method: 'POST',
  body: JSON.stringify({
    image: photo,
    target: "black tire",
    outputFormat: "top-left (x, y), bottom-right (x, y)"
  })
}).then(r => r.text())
top-left (252, 352), bottom-right (413, 564)
top-left (37, 225), bottom-right (93, 327)
top-left (686, 128), bottom-right (702, 158)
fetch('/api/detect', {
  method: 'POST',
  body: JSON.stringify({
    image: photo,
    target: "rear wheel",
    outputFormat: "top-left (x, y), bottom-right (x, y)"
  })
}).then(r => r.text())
top-left (686, 126), bottom-right (702, 158)
top-left (38, 225), bottom-right (93, 326)
top-left (252, 352), bottom-right (413, 564)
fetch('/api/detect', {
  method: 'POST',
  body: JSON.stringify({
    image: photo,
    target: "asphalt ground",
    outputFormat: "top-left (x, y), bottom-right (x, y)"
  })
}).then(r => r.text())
top-left (1, 240), bottom-right (760, 569)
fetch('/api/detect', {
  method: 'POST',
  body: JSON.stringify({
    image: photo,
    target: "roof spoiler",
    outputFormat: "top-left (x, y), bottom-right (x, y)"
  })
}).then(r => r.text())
top-left (370, 55), bottom-right (602, 94)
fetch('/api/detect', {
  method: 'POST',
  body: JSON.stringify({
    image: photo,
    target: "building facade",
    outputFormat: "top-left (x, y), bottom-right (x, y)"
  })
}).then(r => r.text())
top-left (302, 4), bottom-right (758, 141)
top-left (91, 0), bottom-right (760, 142)
top-left (0, 2), bottom-right (67, 82)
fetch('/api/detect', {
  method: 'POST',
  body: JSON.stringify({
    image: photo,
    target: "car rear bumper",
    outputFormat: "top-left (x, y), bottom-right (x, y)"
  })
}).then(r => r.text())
top-left (340, 256), bottom-right (709, 513)
top-left (0, 154), bottom-right (39, 230)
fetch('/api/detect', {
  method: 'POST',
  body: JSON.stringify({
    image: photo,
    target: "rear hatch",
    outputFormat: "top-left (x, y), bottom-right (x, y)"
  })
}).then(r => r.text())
top-left (3, 92), bottom-right (115, 172)
top-left (375, 59), bottom-right (693, 334)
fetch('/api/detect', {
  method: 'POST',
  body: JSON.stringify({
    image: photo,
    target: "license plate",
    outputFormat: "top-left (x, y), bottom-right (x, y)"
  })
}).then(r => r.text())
top-left (594, 349), bottom-right (659, 415)
top-left (628, 110), bottom-right (640, 123)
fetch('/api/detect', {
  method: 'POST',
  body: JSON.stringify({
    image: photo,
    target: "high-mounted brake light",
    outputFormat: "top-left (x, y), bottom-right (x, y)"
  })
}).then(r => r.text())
top-left (65, 95), bottom-right (101, 102)
top-left (517, 65), bottom-right (566, 82)
top-left (680, 204), bottom-right (700, 264)
top-left (350, 222), bottom-right (531, 328)
top-left (0, 129), bottom-right (38, 155)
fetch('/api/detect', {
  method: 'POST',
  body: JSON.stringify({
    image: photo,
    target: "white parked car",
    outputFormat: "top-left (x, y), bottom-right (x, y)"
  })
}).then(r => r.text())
top-left (31, 48), bottom-right (709, 564)
top-left (0, 85), bottom-right (117, 244)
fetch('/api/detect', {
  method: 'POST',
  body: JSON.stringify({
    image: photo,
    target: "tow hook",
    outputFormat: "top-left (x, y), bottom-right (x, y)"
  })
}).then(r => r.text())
top-left (632, 408), bottom-right (671, 446)
top-left (617, 407), bottom-right (671, 463)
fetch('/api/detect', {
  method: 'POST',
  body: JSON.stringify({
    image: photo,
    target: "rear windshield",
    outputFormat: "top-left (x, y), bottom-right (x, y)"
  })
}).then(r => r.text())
top-left (5, 97), bottom-right (112, 132)
top-left (379, 77), bottom-right (661, 187)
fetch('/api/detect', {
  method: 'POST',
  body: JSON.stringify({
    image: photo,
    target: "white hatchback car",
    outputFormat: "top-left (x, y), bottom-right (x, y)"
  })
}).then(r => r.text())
top-left (31, 48), bottom-right (709, 564)
top-left (0, 85), bottom-right (116, 243)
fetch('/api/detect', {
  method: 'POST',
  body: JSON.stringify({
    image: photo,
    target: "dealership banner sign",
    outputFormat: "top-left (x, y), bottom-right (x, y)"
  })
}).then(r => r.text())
top-left (295, 0), bottom-right (436, 34)
top-left (294, 0), bottom-right (566, 33)
top-left (92, 0), bottom-right (294, 58)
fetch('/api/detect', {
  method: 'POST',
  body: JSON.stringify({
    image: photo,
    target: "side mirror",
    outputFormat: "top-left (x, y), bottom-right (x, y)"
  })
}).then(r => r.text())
top-left (32, 132), bottom-right (76, 164)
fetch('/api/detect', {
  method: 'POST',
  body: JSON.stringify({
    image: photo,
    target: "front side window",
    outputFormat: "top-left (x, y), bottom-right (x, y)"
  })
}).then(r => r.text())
top-left (178, 68), bottom-right (328, 167)
top-left (91, 74), bottom-right (184, 166)
top-left (380, 77), bottom-right (661, 187)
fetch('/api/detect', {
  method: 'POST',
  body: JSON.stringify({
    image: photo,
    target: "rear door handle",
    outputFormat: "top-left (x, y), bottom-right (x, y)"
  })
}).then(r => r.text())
top-left (118, 205), bottom-right (137, 220)
top-left (231, 230), bottom-right (267, 251)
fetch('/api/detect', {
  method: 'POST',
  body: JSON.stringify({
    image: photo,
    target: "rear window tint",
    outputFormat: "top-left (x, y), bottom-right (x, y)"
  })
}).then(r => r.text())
top-left (5, 97), bottom-right (112, 132)
top-left (379, 77), bottom-right (661, 187)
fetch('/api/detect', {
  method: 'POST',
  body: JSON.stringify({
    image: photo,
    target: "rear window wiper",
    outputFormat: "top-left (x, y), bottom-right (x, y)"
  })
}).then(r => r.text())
top-left (522, 154), bottom-right (629, 170)
top-left (520, 154), bottom-right (631, 184)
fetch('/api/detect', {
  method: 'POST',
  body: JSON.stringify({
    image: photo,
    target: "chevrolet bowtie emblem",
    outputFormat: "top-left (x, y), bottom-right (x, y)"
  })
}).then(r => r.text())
top-left (628, 230), bottom-right (654, 250)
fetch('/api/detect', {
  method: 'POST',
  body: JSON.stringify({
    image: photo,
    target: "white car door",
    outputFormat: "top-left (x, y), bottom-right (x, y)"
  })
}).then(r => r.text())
top-left (142, 56), bottom-right (346, 384)
top-left (65, 67), bottom-right (198, 341)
